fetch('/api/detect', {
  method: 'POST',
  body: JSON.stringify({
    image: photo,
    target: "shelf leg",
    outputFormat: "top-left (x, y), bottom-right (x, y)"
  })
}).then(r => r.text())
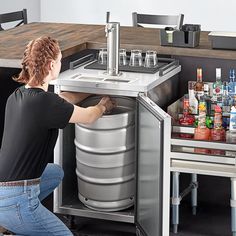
top-left (191, 173), bottom-right (198, 215)
top-left (172, 171), bottom-right (180, 234)
top-left (231, 178), bottom-right (236, 236)
top-left (68, 215), bottom-right (76, 230)
top-left (136, 226), bottom-right (142, 236)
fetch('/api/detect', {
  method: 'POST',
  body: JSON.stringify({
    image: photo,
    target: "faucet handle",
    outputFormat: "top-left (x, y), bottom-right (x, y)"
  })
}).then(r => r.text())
top-left (105, 24), bottom-right (109, 37)
top-left (105, 23), bottom-right (115, 37)
top-left (106, 12), bottom-right (110, 23)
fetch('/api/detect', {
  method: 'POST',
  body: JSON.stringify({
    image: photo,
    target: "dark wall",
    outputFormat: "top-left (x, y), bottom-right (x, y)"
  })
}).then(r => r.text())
top-left (174, 55), bottom-right (236, 96)
top-left (0, 67), bottom-right (21, 145)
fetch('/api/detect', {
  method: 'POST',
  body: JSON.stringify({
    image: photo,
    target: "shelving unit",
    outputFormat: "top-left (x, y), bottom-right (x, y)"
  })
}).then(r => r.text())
top-left (168, 101), bottom-right (236, 236)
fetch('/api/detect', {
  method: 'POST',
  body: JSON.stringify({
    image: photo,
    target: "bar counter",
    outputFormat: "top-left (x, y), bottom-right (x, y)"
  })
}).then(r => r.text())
top-left (1, 22), bottom-right (236, 69)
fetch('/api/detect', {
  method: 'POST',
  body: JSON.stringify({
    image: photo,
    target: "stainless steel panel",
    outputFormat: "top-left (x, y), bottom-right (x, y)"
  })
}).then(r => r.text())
top-left (148, 73), bottom-right (179, 108)
top-left (171, 159), bottom-right (236, 177)
top-left (135, 94), bottom-right (171, 236)
top-left (51, 61), bottom-right (181, 97)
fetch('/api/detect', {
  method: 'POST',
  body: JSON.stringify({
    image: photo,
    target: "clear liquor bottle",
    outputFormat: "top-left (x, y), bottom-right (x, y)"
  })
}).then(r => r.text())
top-left (212, 68), bottom-right (223, 105)
top-left (228, 69), bottom-right (236, 96)
top-left (222, 81), bottom-right (231, 116)
top-left (226, 130), bottom-right (236, 156)
top-left (195, 68), bottom-right (204, 100)
top-left (226, 106), bottom-right (236, 156)
top-left (188, 81), bottom-right (198, 115)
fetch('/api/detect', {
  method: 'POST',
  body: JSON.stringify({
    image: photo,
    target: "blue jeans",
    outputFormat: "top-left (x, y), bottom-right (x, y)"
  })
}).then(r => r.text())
top-left (0, 163), bottom-right (73, 236)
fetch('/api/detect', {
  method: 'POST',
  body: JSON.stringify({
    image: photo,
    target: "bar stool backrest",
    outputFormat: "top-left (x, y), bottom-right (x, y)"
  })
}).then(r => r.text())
top-left (132, 12), bottom-right (184, 30)
top-left (0, 9), bottom-right (28, 31)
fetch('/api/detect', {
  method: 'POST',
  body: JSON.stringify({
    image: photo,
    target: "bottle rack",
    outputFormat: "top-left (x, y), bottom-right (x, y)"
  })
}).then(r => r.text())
top-left (167, 96), bottom-right (236, 167)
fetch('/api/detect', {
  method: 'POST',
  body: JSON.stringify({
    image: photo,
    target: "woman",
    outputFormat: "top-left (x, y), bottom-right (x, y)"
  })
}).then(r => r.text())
top-left (0, 36), bottom-right (116, 235)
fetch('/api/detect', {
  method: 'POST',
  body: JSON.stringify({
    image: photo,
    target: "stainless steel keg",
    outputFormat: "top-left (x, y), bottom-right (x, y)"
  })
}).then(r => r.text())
top-left (75, 96), bottom-right (135, 211)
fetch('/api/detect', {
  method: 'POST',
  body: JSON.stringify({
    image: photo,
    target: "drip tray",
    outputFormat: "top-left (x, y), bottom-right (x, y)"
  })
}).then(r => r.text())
top-left (71, 76), bottom-right (134, 83)
top-left (84, 60), bottom-right (168, 74)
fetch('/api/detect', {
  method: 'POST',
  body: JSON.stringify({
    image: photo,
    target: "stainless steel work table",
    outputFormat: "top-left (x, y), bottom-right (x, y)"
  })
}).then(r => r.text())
top-left (170, 125), bottom-right (236, 236)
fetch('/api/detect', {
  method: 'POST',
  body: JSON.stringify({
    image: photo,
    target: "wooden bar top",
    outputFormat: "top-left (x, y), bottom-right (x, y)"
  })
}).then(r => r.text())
top-left (88, 26), bottom-right (236, 61)
top-left (0, 22), bottom-right (104, 68)
top-left (1, 22), bottom-right (236, 68)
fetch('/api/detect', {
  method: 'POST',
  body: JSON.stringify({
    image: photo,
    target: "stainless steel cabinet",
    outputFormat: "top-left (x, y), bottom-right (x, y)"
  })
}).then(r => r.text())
top-left (52, 55), bottom-right (180, 236)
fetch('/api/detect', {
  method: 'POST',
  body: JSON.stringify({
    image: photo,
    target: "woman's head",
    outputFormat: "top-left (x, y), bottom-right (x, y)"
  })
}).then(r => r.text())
top-left (14, 36), bottom-right (61, 86)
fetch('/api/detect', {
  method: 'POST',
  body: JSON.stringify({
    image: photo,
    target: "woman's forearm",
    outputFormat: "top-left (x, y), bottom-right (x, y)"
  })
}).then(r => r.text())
top-left (59, 92), bottom-right (91, 104)
top-left (69, 104), bottom-right (106, 124)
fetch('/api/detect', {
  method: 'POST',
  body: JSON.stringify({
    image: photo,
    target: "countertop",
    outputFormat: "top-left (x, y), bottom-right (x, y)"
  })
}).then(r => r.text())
top-left (0, 22), bottom-right (104, 68)
top-left (1, 22), bottom-right (236, 68)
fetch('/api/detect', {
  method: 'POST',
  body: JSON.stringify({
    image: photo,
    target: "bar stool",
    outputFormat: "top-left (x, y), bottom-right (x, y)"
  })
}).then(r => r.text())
top-left (132, 12), bottom-right (184, 29)
top-left (0, 9), bottom-right (27, 31)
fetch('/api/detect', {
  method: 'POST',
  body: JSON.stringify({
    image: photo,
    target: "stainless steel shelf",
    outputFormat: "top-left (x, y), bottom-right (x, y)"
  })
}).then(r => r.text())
top-left (55, 196), bottom-right (134, 223)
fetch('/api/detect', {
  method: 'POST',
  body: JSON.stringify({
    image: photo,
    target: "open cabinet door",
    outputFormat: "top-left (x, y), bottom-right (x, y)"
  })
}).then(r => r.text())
top-left (135, 94), bottom-right (171, 236)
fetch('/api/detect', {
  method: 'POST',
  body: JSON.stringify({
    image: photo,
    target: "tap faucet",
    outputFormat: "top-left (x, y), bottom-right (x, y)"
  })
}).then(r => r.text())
top-left (105, 22), bottom-right (120, 76)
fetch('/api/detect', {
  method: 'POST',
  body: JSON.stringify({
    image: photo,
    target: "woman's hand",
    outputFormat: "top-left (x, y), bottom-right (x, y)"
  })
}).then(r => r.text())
top-left (69, 96), bottom-right (117, 124)
top-left (98, 96), bottom-right (117, 113)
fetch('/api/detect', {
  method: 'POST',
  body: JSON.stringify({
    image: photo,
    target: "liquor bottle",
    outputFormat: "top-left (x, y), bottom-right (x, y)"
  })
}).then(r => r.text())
top-left (210, 105), bottom-right (226, 155)
top-left (222, 85), bottom-right (231, 128)
top-left (210, 98), bottom-right (217, 116)
top-left (188, 81), bottom-right (198, 115)
top-left (226, 130), bottom-right (236, 156)
top-left (228, 69), bottom-right (236, 96)
top-left (222, 81), bottom-right (231, 116)
top-left (226, 106), bottom-right (236, 156)
top-left (226, 96), bottom-right (236, 129)
top-left (212, 68), bottom-right (223, 105)
top-left (194, 97), bottom-right (210, 154)
top-left (195, 68), bottom-right (204, 100)
top-left (206, 116), bottom-right (213, 129)
top-left (179, 94), bottom-right (195, 138)
top-left (202, 83), bottom-right (212, 116)
top-left (229, 106), bottom-right (236, 132)
top-left (179, 94), bottom-right (195, 125)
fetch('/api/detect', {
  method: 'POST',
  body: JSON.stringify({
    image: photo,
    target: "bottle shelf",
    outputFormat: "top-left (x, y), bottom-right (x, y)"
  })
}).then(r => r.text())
top-left (168, 96), bottom-right (236, 171)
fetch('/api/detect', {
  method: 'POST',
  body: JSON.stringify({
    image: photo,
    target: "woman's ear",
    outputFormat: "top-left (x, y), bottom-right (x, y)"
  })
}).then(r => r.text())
top-left (48, 60), bottom-right (54, 71)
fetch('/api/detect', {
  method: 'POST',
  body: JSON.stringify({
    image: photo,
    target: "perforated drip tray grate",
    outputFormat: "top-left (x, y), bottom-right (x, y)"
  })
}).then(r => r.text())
top-left (84, 58), bottom-right (174, 74)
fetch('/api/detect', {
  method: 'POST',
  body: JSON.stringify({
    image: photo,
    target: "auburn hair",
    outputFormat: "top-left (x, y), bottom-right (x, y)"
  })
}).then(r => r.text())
top-left (14, 36), bottom-right (60, 86)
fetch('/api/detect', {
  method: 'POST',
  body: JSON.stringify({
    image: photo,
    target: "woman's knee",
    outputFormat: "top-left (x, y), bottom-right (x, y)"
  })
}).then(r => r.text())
top-left (43, 163), bottom-right (64, 181)
top-left (51, 163), bottom-right (64, 180)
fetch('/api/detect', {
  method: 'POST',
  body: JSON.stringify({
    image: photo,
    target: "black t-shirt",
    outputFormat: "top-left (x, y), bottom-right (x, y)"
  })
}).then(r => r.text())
top-left (0, 86), bottom-right (74, 181)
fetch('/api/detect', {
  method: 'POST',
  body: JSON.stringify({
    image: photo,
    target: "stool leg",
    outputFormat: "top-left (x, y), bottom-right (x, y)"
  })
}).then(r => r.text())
top-left (172, 172), bottom-right (180, 234)
top-left (231, 178), bottom-right (236, 236)
top-left (191, 173), bottom-right (198, 215)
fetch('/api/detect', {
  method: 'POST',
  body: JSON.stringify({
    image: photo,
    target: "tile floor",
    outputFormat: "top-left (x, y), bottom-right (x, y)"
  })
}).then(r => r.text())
top-left (0, 202), bottom-right (231, 236)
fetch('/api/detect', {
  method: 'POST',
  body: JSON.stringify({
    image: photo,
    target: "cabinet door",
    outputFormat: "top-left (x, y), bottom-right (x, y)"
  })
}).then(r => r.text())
top-left (135, 94), bottom-right (171, 236)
